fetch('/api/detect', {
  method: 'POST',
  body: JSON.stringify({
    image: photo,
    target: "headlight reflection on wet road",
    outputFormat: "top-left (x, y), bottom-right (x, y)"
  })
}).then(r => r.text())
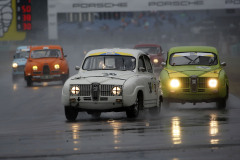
top-left (209, 114), bottom-right (219, 144)
top-left (171, 117), bottom-right (182, 144)
top-left (71, 124), bottom-right (81, 151)
top-left (108, 120), bottom-right (122, 150)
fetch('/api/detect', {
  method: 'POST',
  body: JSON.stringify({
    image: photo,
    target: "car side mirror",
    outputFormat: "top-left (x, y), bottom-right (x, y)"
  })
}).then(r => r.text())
top-left (161, 62), bottom-right (166, 66)
top-left (64, 55), bottom-right (67, 57)
top-left (138, 67), bottom-right (146, 72)
top-left (75, 66), bottom-right (80, 70)
top-left (221, 62), bottom-right (226, 67)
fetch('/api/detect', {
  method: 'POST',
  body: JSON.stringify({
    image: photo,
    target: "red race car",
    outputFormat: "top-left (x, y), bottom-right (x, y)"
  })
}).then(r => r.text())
top-left (134, 44), bottom-right (165, 74)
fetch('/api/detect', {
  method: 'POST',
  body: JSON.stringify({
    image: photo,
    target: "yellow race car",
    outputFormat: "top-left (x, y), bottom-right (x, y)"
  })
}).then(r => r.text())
top-left (159, 46), bottom-right (229, 109)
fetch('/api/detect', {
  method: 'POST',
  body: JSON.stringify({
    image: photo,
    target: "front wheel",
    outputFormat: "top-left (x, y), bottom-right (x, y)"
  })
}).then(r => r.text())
top-left (25, 76), bottom-right (33, 87)
top-left (216, 98), bottom-right (227, 109)
top-left (126, 94), bottom-right (143, 118)
top-left (65, 106), bottom-right (78, 121)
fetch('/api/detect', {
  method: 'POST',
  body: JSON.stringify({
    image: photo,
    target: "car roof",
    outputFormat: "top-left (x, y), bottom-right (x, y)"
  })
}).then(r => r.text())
top-left (86, 48), bottom-right (144, 58)
top-left (168, 46), bottom-right (218, 54)
top-left (134, 44), bottom-right (161, 48)
top-left (30, 45), bottom-right (62, 51)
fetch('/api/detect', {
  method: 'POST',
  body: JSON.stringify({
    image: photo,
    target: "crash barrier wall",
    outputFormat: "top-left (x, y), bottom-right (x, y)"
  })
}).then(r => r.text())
top-left (48, 0), bottom-right (240, 39)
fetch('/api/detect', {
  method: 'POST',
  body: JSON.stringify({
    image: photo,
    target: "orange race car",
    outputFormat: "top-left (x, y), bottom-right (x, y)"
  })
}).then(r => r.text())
top-left (24, 45), bottom-right (69, 86)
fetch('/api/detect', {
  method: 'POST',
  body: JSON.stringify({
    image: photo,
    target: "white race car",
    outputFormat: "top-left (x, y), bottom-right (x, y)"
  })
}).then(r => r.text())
top-left (62, 48), bottom-right (161, 121)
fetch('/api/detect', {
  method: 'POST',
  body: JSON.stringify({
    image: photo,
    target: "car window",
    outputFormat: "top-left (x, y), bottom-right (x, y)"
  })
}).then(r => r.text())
top-left (143, 55), bottom-right (153, 73)
top-left (31, 49), bottom-right (61, 58)
top-left (14, 51), bottom-right (29, 58)
top-left (138, 56), bottom-right (146, 72)
top-left (82, 55), bottom-right (136, 71)
top-left (169, 52), bottom-right (218, 66)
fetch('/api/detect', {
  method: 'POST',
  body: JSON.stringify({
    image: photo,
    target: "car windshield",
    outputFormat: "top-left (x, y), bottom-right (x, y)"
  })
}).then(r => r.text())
top-left (82, 55), bottom-right (136, 71)
top-left (135, 47), bottom-right (158, 55)
top-left (169, 52), bottom-right (218, 66)
top-left (15, 51), bottom-right (29, 58)
top-left (31, 49), bottom-right (61, 58)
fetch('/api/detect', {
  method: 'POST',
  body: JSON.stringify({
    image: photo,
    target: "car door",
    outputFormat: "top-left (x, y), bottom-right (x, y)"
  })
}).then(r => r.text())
top-left (143, 55), bottom-right (158, 108)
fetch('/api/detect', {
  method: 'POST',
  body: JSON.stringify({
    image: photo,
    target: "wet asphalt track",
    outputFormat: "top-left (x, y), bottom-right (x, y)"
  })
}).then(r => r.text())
top-left (0, 46), bottom-right (240, 160)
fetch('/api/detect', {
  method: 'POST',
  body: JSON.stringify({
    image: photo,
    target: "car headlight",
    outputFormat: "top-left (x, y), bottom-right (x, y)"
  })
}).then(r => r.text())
top-left (12, 62), bottom-right (18, 68)
top-left (208, 79), bottom-right (218, 88)
top-left (32, 65), bottom-right (38, 71)
top-left (170, 79), bottom-right (180, 88)
top-left (112, 86), bottom-right (121, 96)
top-left (71, 86), bottom-right (80, 95)
top-left (153, 59), bottom-right (159, 64)
top-left (54, 64), bottom-right (60, 70)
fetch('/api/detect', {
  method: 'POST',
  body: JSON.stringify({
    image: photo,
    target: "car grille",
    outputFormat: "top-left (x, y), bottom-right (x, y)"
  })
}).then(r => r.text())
top-left (70, 84), bottom-right (122, 97)
top-left (43, 65), bottom-right (50, 75)
top-left (178, 77), bottom-right (210, 92)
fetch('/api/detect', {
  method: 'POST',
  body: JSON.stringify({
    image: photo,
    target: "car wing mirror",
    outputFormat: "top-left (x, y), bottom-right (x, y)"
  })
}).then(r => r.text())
top-left (75, 66), bottom-right (80, 70)
top-left (138, 67), bottom-right (146, 72)
top-left (221, 62), bottom-right (226, 67)
top-left (64, 55), bottom-right (67, 57)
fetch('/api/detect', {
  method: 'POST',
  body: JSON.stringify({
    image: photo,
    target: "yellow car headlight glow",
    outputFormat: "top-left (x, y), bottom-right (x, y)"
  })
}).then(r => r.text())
top-left (112, 86), bottom-right (121, 96)
top-left (170, 79), bottom-right (180, 88)
top-left (153, 59), bottom-right (159, 64)
top-left (54, 64), bottom-right (60, 70)
top-left (208, 79), bottom-right (218, 88)
top-left (12, 62), bottom-right (18, 68)
top-left (71, 86), bottom-right (80, 95)
top-left (32, 65), bottom-right (38, 71)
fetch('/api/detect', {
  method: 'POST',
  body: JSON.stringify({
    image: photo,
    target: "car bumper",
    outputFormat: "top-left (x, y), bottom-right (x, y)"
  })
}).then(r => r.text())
top-left (68, 96), bottom-right (125, 110)
top-left (31, 74), bottom-right (62, 82)
top-left (162, 88), bottom-right (221, 103)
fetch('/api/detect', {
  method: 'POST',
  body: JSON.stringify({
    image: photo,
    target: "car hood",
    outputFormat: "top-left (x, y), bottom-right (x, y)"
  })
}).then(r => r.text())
top-left (13, 58), bottom-right (27, 66)
top-left (69, 70), bottom-right (136, 85)
top-left (165, 66), bottom-right (221, 78)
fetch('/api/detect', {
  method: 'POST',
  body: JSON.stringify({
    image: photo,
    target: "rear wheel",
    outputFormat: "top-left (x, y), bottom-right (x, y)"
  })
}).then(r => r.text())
top-left (126, 93), bottom-right (143, 118)
top-left (65, 106), bottom-right (78, 121)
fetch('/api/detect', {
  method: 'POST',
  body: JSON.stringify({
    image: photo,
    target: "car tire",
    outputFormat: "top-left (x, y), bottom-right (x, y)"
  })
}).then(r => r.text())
top-left (126, 93), bottom-right (143, 118)
top-left (26, 76), bottom-right (33, 87)
top-left (65, 106), bottom-right (78, 121)
top-left (216, 98), bottom-right (227, 109)
top-left (216, 87), bottom-right (228, 109)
